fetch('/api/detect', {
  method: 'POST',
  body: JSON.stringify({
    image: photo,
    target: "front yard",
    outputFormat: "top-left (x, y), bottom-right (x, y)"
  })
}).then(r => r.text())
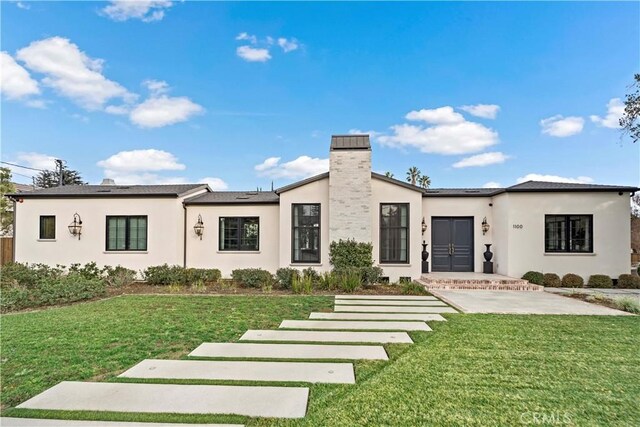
top-left (1, 295), bottom-right (639, 426)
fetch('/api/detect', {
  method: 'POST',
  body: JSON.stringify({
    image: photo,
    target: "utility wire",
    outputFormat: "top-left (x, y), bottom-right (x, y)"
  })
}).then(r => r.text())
top-left (0, 161), bottom-right (52, 172)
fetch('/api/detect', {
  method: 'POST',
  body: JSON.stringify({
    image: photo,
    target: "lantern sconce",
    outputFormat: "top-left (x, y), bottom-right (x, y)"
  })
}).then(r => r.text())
top-left (68, 213), bottom-right (83, 240)
top-left (421, 217), bottom-right (427, 235)
top-left (482, 217), bottom-right (490, 236)
top-left (194, 214), bottom-right (204, 240)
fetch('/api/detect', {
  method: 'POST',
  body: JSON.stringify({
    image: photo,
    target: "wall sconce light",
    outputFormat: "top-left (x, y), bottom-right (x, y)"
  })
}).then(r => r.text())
top-left (421, 217), bottom-right (427, 235)
top-left (194, 214), bottom-right (204, 240)
top-left (482, 216), bottom-right (490, 236)
top-left (68, 213), bottom-right (82, 240)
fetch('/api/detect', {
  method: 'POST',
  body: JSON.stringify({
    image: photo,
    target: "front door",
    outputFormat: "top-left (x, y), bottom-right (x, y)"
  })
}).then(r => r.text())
top-left (431, 217), bottom-right (474, 272)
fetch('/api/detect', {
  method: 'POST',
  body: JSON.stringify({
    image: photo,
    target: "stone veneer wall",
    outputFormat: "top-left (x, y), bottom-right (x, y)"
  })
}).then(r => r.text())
top-left (329, 148), bottom-right (372, 243)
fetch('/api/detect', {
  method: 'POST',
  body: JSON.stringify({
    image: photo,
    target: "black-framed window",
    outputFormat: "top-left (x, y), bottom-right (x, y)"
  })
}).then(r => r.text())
top-left (292, 204), bottom-right (320, 263)
top-left (39, 216), bottom-right (55, 240)
top-left (545, 215), bottom-right (593, 253)
top-left (106, 216), bottom-right (147, 251)
top-left (380, 203), bottom-right (409, 263)
top-left (219, 217), bottom-right (259, 251)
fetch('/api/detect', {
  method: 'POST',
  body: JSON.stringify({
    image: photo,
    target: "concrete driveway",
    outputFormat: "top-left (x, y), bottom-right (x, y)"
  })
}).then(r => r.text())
top-left (431, 290), bottom-right (632, 315)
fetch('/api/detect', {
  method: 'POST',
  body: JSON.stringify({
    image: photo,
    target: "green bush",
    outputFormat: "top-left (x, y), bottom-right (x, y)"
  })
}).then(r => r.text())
top-left (401, 281), bottom-right (429, 295)
top-left (144, 265), bottom-right (220, 286)
top-left (231, 268), bottom-right (273, 288)
top-left (275, 268), bottom-right (299, 289)
top-left (337, 269), bottom-right (362, 293)
top-left (329, 239), bottom-right (374, 268)
top-left (521, 271), bottom-right (544, 285)
top-left (102, 265), bottom-right (137, 287)
top-left (318, 271), bottom-right (339, 290)
top-left (617, 274), bottom-right (640, 289)
top-left (1, 262), bottom-right (64, 288)
top-left (587, 274), bottom-right (613, 288)
top-left (562, 273), bottom-right (584, 288)
top-left (334, 266), bottom-right (383, 286)
top-left (292, 274), bottom-right (313, 294)
top-left (543, 273), bottom-right (562, 287)
top-left (302, 267), bottom-right (321, 284)
top-left (68, 262), bottom-right (103, 280)
top-left (0, 286), bottom-right (31, 311)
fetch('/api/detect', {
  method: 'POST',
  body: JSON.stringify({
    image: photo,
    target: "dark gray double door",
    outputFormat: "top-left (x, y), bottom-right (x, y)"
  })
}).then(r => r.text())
top-left (431, 217), bottom-right (474, 272)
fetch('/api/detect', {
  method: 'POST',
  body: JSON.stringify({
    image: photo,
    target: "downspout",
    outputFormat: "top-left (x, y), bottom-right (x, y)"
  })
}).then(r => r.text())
top-left (182, 202), bottom-right (187, 268)
top-left (12, 198), bottom-right (17, 263)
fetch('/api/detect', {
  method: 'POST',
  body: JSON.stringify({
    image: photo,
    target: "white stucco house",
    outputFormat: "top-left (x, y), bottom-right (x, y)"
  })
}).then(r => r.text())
top-left (8, 135), bottom-right (637, 281)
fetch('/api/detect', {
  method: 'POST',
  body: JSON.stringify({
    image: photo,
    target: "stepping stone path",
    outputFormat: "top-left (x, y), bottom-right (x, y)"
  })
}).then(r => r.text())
top-left (13, 293), bottom-right (455, 424)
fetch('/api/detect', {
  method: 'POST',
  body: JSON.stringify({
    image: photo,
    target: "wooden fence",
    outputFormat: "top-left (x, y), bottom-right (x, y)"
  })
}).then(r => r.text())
top-left (1, 237), bottom-right (14, 265)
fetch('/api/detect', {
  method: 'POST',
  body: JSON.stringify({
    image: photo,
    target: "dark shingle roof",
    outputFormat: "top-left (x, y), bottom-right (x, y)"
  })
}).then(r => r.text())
top-left (7, 184), bottom-right (208, 199)
top-left (423, 188), bottom-right (503, 197)
top-left (185, 191), bottom-right (279, 205)
top-left (506, 181), bottom-right (638, 193)
top-left (276, 172), bottom-right (330, 194)
top-left (330, 134), bottom-right (371, 150)
top-left (371, 172), bottom-right (425, 192)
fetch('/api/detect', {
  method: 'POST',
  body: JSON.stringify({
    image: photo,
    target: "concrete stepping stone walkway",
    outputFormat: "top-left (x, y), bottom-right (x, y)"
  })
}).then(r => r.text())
top-left (17, 382), bottom-right (309, 419)
top-left (335, 305), bottom-right (457, 313)
top-left (241, 329), bottom-right (413, 343)
top-left (336, 295), bottom-right (437, 301)
top-left (189, 342), bottom-right (388, 360)
top-left (335, 299), bottom-right (447, 306)
top-left (309, 312), bottom-right (446, 321)
top-left (120, 359), bottom-right (355, 384)
top-left (0, 419), bottom-right (242, 427)
top-left (280, 320), bottom-right (431, 331)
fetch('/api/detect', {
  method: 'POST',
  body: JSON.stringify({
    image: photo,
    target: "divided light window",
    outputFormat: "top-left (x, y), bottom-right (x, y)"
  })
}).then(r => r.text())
top-left (219, 217), bottom-right (259, 251)
top-left (292, 204), bottom-right (320, 263)
top-left (545, 215), bottom-right (593, 253)
top-left (106, 216), bottom-right (148, 251)
top-left (39, 216), bottom-right (55, 240)
top-left (380, 204), bottom-right (409, 263)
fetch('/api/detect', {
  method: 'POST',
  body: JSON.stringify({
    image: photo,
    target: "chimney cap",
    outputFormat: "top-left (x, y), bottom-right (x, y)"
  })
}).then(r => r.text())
top-left (330, 134), bottom-right (371, 151)
top-left (100, 178), bottom-right (116, 185)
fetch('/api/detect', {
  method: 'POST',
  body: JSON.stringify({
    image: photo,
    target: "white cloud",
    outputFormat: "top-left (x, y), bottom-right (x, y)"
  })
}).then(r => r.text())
top-left (236, 46), bottom-right (271, 62)
top-left (12, 152), bottom-right (58, 171)
top-left (255, 155), bottom-right (329, 179)
top-left (101, 1), bottom-right (173, 22)
top-left (97, 149), bottom-right (185, 173)
top-left (277, 37), bottom-right (299, 53)
top-left (460, 104), bottom-right (500, 119)
top-left (236, 32), bottom-right (257, 44)
top-left (16, 37), bottom-right (134, 110)
top-left (590, 98), bottom-right (624, 129)
top-left (540, 115), bottom-right (584, 137)
top-left (104, 104), bottom-right (130, 115)
top-left (348, 128), bottom-right (382, 139)
top-left (129, 95), bottom-right (204, 128)
top-left (199, 177), bottom-right (228, 191)
top-left (15, 1), bottom-right (30, 10)
top-left (0, 51), bottom-right (40, 100)
top-left (482, 181), bottom-right (502, 188)
top-left (452, 152), bottom-right (510, 168)
top-left (405, 106), bottom-right (465, 125)
top-left (143, 79), bottom-right (170, 95)
top-left (516, 173), bottom-right (594, 184)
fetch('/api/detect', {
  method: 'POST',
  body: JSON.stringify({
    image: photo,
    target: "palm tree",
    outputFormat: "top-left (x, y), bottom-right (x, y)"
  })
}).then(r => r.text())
top-left (406, 166), bottom-right (421, 185)
top-left (419, 175), bottom-right (431, 189)
top-left (384, 171), bottom-right (394, 178)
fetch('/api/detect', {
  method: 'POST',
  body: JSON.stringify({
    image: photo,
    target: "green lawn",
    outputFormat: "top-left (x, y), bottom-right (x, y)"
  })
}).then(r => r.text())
top-left (1, 295), bottom-right (639, 426)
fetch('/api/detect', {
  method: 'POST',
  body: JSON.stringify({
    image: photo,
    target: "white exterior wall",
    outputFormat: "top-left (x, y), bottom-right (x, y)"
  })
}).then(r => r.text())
top-left (278, 177), bottom-right (330, 273)
top-left (185, 204), bottom-right (280, 277)
top-left (490, 193), bottom-right (510, 275)
top-left (371, 177), bottom-right (422, 281)
top-left (503, 192), bottom-right (631, 279)
top-left (422, 196), bottom-right (494, 273)
top-left (13, 196), bottom-right (191, 274)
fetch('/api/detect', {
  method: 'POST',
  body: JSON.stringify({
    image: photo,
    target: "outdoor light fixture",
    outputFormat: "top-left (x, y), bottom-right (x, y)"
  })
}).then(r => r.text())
top-left (482, 217), bottom-right (490, 235)
top-left (68, 213), bottom-right (82, 240)
top-left (421, 217), bottom-right (427, 235)
top-left (194, 214), bottom-right (204, 240)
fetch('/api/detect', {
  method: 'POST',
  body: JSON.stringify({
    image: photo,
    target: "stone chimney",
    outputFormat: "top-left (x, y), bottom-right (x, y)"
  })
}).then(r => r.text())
top-left (329, 134), bottom-right (372, 243)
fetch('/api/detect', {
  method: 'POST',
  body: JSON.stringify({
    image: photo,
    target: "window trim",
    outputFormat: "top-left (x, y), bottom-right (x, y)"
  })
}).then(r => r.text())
top-left (105, 215), bottom-right (148, 252)
top-left (39, 215), bottom-right (56, 240)
top-left (544, 214), bottom-right (593, 253)
top-left (291, 203), bottom-right (321, 264)
top-left (218, 216), bottom-right (260, 251)
top-left (379, 203), bottom-right (410, 264)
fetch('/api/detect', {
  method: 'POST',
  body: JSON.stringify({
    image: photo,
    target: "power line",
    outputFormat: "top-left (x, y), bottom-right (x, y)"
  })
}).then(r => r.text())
top-left (0, 161), bottom-right (51, 172)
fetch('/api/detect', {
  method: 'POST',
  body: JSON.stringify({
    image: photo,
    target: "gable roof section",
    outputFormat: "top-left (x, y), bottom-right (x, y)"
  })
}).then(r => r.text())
top-left (184, 191), bottom-right (279, 205)
top-left (330, 134), bottom-right (371, 150)
top-left (423, 188), bottom-right (503, 197)
top-left (275, 172), bottom-right (330, 194)
top-left (7, 184), bottom-right (209, 199)
top-left (371, 172), bottom-right (425, 192)
top-left (505, 181), bottom-right (638, 193)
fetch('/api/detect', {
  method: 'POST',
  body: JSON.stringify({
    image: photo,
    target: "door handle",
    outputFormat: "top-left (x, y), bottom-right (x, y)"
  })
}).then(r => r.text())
top-left (448, 243), bottom-right (452, 255)
top-left (451, 244), bottom-right (455, 255)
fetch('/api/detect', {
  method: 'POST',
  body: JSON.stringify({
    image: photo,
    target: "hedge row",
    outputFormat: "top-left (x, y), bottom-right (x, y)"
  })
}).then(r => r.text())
top-left (521, 270), bottom-right (640, 289)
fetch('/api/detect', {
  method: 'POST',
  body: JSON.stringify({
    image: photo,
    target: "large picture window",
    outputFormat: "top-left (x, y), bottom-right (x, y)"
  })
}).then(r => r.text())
top-left (292, 204), bottom-right (320, 263)
top-left (39, 216), bottom-right (55, 240)
top-left (380, 203), bottom-right (409, 263)
top-left (219, 217), bottom-right (259, 251)
top-left (545, 215), bottom-right (593, 253)
top-left (106, 216), bottom-right (147, 251)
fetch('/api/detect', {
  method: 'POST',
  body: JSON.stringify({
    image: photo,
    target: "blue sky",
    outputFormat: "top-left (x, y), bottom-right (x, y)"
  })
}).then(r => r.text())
top-left (1, 1), bottom-right (639, 190)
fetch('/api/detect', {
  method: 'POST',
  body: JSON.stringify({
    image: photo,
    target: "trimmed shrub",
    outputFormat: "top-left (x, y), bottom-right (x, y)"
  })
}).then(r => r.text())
top-left (231, 268), bottom-right (273, 288)
top-left (401, 281), bottom-right (429, 295)
top-left (561, 273), bottom-right (584, 288)
top-left (587, 274), bottom-right (613, 288)
top-left (68, 262), bottom-right (103, 280)
top-left (144, 265), bottom-right (220, 286)
top-left (329, 239), bottom-right (374, 268)
top-left (1, 262), bottom-right (64, 288)
top-left (617, 274), bottom-right (640, 289)
top-left (543, 273), bottom-right (562, 287)
top-left (521, 271), bottom-right (544, 285)
top-left (275, 268), bottom-right (299, 290)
